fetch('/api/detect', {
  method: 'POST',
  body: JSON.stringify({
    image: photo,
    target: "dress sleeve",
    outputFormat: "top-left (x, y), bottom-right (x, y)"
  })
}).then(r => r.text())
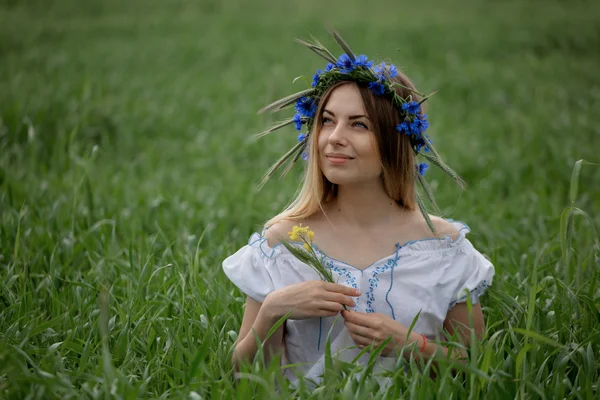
top-left (222, 241), bottom-right (276, 303)
top-left (448, 239), bottom-right (495, 310)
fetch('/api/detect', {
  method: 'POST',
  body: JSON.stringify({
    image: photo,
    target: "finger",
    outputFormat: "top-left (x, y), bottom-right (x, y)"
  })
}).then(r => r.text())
top-left (344, 321), bottom-right (375, 339)
top-left (324, 282), bottom-right (361, 297)
top-left (342, 310), bottom-right (372, 326)
top-left (317, 309), bottom-right (340, 317)
top-left (324, 292), bottom-right (356, 308)
top-left (348, 331), bottom-right (374, 348)
top-left (319, 301), bottom-right (344, 313)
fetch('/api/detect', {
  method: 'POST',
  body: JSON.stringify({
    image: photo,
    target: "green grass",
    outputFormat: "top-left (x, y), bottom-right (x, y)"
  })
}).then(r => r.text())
top-left (1, 0), bottom-right (599, 398)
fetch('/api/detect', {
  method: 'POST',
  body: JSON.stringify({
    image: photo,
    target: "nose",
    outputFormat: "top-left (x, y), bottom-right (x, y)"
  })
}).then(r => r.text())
top-left (327, 122), bottom-right (348, 146)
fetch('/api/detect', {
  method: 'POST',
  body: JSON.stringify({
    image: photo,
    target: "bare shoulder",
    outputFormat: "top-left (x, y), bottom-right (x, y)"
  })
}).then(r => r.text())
top-left (263, 210), bottom-right (325, 247)
top-left (416, 215), bottom-right (460, 240)
top-left (263, 219), bottom-right (298, 247)
top-left (430, 216), bottom-right (460, 240)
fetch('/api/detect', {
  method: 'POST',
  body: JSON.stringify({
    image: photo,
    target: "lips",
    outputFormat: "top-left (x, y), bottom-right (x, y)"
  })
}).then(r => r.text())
top-left (326, 153), bottom-right (354, 165)
top-left (326, 153), bottom-right (354, 159)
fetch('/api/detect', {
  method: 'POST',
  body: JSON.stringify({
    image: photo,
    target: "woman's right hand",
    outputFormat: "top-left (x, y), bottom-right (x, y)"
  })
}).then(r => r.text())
top-left (261, 281), bottom-right (360, 321)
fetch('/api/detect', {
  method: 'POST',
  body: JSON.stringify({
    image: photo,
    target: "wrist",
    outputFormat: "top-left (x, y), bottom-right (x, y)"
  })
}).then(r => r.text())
top-left (391, 322), bottom-right (408, 346)
top-left (259, 294), bottom-right (281, 324)
top-left (391, 325), bottom-right (425, 357)
top-left (418, 334), bottom-right (427, 352)
top-left (403, 331), bottom-right (427, 355)
top-left (385, 321), bottom-right (406, 357)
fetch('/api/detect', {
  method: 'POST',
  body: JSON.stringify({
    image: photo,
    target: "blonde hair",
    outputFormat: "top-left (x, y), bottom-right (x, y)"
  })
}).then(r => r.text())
top-left (265, 70), bottom-right (421, 228)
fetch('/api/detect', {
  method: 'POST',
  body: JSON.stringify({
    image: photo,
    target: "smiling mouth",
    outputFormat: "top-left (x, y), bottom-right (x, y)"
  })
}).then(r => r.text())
top-left (326, 155), bottom-right (353, 164)
top-left (326, 153), bottom-right (354, 159)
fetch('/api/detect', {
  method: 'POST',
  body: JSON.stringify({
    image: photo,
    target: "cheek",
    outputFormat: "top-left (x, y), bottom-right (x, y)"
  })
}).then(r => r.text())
top-left (370, 136), bottom-right (382, 160)
top-left (316, 129), bottom-right (329, 152)
top-left (357, 137), bottom-right (380, 159)
top-left (362, 141), bottom-right (383, 172)
top-left (372, 145), bottom-right (382, 162)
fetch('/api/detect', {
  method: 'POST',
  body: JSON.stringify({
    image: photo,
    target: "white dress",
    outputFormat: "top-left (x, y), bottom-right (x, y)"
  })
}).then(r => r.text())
top-left (222, 220), bottom-right (494, 384)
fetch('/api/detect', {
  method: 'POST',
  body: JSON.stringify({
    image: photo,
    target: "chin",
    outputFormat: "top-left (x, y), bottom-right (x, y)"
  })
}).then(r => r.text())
top-left (322, 166), bottom-right (383, 187)
top-left (322, 170), bottom-right (360, 186)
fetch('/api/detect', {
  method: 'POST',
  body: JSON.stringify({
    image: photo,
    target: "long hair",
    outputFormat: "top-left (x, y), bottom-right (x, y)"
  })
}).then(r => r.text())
top-left (265, 70), bottom-right (421, 228)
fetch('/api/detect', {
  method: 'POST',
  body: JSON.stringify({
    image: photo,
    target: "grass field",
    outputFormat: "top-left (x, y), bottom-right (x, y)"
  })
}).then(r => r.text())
top-left (1, 0), bottom-right (599, 398)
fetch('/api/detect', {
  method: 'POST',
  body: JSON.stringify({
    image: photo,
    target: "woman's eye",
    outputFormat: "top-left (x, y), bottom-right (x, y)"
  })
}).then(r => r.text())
top-left (322, 117), bottom-right (333, 124)
top-left (353, 121), bottom-right (368, 129)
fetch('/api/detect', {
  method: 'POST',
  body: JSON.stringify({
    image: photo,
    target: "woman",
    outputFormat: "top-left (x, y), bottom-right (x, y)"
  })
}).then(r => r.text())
top-left (222, 32), bottom-right (494, 384)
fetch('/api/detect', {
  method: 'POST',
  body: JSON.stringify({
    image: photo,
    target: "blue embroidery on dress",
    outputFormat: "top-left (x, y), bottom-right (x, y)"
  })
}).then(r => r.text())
top-left (317, 317), bottom-right (322, 351)
top-left (323, 258), bottom-right (360, 311)
top-left (316, 257), bottom-right (360, 351)
top-left (366, 243), bottom-right (401, 319)
top-left (247, 219), bottom-right (471, 261)
top-left (448, 279), bottom-right (490, 310)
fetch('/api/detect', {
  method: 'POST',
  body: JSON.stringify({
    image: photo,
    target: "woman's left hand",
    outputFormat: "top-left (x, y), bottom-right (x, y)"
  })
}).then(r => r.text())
top-left (341, 310), bottom-right (408, 357)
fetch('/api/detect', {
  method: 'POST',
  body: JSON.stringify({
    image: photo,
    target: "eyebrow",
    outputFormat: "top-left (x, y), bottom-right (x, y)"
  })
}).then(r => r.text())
top-left (323, 109), bottom-right (371, 121)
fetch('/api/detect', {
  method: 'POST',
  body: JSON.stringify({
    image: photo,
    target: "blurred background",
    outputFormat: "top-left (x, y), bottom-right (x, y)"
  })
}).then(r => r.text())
top-left (1, 0), bottom-right (599, 397)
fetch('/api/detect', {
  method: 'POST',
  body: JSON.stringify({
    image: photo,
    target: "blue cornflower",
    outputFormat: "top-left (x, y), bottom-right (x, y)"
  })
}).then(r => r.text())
top-left (295, 97), bottom-right (316, 118)
top-left (373, 62), bottom-right (387, 81)
top-left (336, 54), bottom-right (355, 74)
top-left (324, 62), bottom-right (335, 72)
top-left (373, 62), bottom-right (399, 81)
top-left (297, 133), bottom-right (307, 142)
top-left (293, 113), bottom-right (303, 131)
top-left (302, 152), bottom-right (309, 161)
top-left (417, 163), bottom-right (429, 176)
top-left (311, 69), bottom-right (322, 87)
top-left (354, 54), bottom-right (374, 69)
top-left (401, 101), bottom-right (421, 116)
top-left (396, 121), bottom-right (411, 135)
top-left (369, 81), bottom-right (386, 96)
top-left (410, 114), bottom-right (429, 135)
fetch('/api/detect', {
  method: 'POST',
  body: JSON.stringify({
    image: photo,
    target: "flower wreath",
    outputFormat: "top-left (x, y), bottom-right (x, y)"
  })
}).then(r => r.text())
top-left (256, 29), bottom-right (466, 232)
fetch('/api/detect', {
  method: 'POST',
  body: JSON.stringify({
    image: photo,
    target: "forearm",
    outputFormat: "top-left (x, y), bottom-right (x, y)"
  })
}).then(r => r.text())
top-left (400, 331), bottom-right (466, 361)
top-left (232, 307), bottom-right (285, 369)
top-left (389, 327), bottom-right (468, 366)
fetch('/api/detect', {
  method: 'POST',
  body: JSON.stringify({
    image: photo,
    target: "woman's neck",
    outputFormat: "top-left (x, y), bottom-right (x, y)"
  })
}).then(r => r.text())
top-left (323, 180), bottom-right (406, 229)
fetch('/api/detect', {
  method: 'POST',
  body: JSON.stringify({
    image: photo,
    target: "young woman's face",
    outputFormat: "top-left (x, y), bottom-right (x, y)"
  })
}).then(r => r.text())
top-left (317, 83), bottom-right (382, 186)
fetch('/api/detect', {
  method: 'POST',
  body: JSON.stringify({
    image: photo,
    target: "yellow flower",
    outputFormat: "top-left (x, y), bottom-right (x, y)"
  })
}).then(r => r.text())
top-left (288, 224), bottom-right (315, 244)
top-left (288, 225), bottom-right (301, 241)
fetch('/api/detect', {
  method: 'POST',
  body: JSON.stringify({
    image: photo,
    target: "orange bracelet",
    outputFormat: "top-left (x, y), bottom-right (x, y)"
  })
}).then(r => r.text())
top-left (419, 334), bottom-right (427, 352)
